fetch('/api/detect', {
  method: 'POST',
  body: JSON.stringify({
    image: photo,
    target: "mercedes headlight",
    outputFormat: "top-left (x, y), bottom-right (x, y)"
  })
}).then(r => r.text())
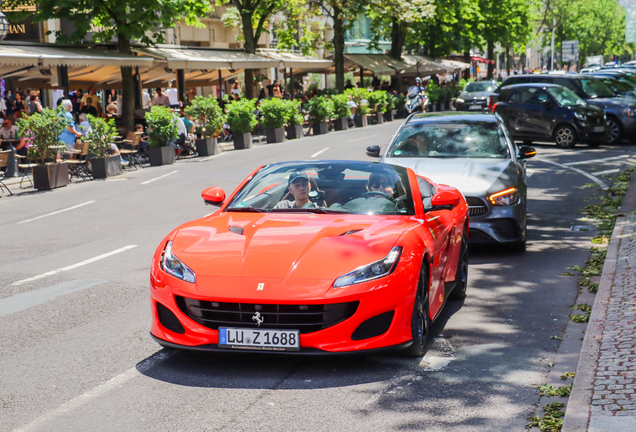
top-left (574, 112), bottom-right (587, 121)
top-left (333, 247), bottom-right (402, 288)
top-left (456, 98), bottom-right (464, 103)
top-left (487, 188), bottom-right (519, 206)
top-left (623, 107), bottom-right (635, 117)
top-left (161, 241), bottom-right (196, 283)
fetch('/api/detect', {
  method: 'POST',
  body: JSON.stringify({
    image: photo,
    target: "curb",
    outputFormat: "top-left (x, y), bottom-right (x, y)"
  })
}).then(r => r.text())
top-left (562, 170), bottom-right (636, 431)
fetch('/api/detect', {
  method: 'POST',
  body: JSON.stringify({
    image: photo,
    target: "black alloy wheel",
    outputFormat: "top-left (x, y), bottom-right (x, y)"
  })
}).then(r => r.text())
top-left (449, 225), bottom-right (468, 300)
top-left (554, 125), bottom-right (578, 149)
top-left (605, 117), bottom-right (622, 144)
top-left (404, 262), bottom-right (431, 357)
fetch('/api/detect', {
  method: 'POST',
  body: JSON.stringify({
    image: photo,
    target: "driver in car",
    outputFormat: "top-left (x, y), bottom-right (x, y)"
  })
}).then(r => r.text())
top-left (274, 172), bottom-right (320, 209)
top-left (341, 173), bottom-right (398, 213)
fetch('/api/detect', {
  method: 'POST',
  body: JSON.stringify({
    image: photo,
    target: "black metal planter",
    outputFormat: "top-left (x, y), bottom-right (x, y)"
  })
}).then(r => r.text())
top-left (195, 138), bottom-right (218, 156)
top-left (233, 132), bottom-right (252, 150)
top-left (32, 163), bottom-right (69, 190)
top-left (90, 155), bottom-right (122, 179)
top-left (333, 117), bottom-right (348, 131)
top-left (374, 112), bottom-right (384, 125)
top-left (354, 114), bottom-right (367, 128)
top-left (312, 122), bottom-right (329, 135)
top-left (383, 110), bottom-right (395, 122)
top-left (286, 124), bottom-right (304, 140)
top-left (149, 146), bottom-right (176, 166)
top-left (265, 128), bottom-right (285, 143)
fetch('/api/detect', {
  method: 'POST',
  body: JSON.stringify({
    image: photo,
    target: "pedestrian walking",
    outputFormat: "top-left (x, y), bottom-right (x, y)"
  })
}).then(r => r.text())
top-left (165, 81), bottom-right (180, 108)
top-left (153, 88), bottom-right (170, 107)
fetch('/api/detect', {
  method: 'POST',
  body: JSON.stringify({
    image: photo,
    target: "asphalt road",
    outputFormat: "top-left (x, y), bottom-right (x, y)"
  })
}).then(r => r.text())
top-left (1, 122), bottom-right (635, 432)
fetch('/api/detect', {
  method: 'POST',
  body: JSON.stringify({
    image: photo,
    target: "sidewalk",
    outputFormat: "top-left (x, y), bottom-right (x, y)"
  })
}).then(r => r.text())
top-left (563, 172), bottom-right (636, 431)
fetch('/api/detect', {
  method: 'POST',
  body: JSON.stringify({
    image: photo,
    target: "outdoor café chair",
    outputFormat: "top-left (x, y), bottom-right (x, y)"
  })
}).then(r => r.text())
top-left (0, 150), bottom-right (13, 195)
top-left (60, 141), bottom-right (90, 182)
top-left (16, 154), bottom-right (36, 188)
top-left (120, 132), bottom-right (144, 170)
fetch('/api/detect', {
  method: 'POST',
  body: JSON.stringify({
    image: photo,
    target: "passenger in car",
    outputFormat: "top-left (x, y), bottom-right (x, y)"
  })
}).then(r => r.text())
top-left (273, 172), bottom-right (320, 209)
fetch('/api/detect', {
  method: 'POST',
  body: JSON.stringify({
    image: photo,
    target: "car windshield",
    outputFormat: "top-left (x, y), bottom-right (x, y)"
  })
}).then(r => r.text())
top-left (599, 78), bottom-right (634, 93)
top-left (465, 82), bottom-right (494, 92)
top-left (577, 78), bottom-right (615, 98)
top-left (389, 121), bottom-right (510, 159)
top-left (226, 162), bottom-right (415, 216)
top-left (546, 87), bottom-right (587, 107)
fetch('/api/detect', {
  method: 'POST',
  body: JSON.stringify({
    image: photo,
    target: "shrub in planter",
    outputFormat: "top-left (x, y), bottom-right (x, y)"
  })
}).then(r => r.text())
top-left (426, 82), bottom-right (440, 108)
top-left (226, 99), bottom-right (258, 149)
top-left (146, 106), bottom-right (178, 166)
top-left (307, 96), bottom-right (334, 135)
top-left (367, 90), bottom-right (389, 114)
top-left (284, 100), bottom-right (305, 140)
top-left (259, 98), bottom-right (287, 143)
top-left (331, 94), bottom-right (350, 131)
top-left (185, 95), bottom-right (224, 156)
top-left (85, 115), bottom-right (122, 179)
top-left (18, 106), bottom-right (71, 189)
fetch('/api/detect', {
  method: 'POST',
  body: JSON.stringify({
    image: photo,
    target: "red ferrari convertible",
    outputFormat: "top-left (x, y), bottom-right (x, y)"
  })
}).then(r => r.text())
top-left (150, 161), bottom-right (468, 356)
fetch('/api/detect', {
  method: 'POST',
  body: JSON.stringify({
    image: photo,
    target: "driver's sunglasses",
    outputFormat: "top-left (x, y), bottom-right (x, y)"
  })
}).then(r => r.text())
top-left (370, 182), bottom-right (387, 189)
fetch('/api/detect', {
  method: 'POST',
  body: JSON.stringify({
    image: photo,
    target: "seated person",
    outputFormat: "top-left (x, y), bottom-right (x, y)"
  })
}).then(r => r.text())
top-left (273, 172), bottom-right (319, 209)
top-left (135, 124), bottom-right (149, 147)
top-left (394, 136), bottom-right (420, 156)
top-left (80, 97), bottom-right (98, 117)
top-left (78, 113), bottom-right (92, 137)
top-left (342, 173), bottom-right (398, 213)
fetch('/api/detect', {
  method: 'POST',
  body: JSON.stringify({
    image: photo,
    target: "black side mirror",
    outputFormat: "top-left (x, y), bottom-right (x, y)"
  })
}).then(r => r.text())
top-left (541, 99), bottom-right (552, 108)
top-left (366, 145), bottom-right (381, 158)
top-left (518, 145), bottom-right (537, 159)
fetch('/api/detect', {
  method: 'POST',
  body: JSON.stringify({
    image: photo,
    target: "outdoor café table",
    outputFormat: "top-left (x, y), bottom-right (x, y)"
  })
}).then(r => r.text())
top-left (0, 139), bottom-right (20, 177)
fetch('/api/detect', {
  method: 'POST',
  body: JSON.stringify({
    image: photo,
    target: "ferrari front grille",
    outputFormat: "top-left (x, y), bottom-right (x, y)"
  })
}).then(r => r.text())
top-left (466, 196), bottom-right (488, 216)
top-left (175, 296), bottom-right (359, 334)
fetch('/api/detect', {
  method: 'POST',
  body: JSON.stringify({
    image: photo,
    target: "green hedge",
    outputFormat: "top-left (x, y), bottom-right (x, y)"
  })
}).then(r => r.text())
top-left (226, 99), bottom-right (258, 134)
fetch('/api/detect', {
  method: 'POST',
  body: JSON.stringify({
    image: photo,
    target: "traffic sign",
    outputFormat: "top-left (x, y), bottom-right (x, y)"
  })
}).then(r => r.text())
top-left (627, 5), bottom-right (636, 43)
top-left (562, 40), bottom-right (579, 62)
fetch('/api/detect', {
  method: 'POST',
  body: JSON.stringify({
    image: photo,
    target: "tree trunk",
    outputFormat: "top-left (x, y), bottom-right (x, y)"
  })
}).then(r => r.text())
top-left (505, 46), bottom-right (510, 74)
top-left (464, 49), bottom-right (471, 79)
top-left (389, 19), bottom-right (407, 93)
top-left (118, 34), bottom-right (134, 130)
top-left (241, 12), bottom-right (257, 100)
top-left (333, 7), bottom-right (345, 93)
top-left (487, 39), bottom-right (494, 79)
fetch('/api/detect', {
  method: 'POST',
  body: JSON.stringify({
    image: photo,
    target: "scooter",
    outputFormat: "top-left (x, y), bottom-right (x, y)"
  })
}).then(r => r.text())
top-left (405, 86), bottom-right (427, 113)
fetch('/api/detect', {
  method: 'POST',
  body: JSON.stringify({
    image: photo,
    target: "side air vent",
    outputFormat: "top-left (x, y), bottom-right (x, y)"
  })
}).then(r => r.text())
top-left (228, 226), bottom-right (244, 235)
top-left (341, 230), bottom-right (362, 236)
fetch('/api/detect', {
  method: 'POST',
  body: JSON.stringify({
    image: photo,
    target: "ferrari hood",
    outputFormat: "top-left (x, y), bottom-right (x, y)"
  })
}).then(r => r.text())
top-left (170, 213), bottom-right (417, 293)
top-left (386, 157), bottom-right (517, 196)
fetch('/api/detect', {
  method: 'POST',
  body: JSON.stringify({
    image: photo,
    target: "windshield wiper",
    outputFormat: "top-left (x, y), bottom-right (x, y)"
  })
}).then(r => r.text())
top-left (270, 208), bottom-right (350, 214)
top-left (226, 207), bottom-right (265, 213)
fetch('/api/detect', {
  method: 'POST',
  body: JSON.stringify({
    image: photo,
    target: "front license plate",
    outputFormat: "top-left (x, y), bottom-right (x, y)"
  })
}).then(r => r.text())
top-left (219, 327), bottom-right (300, 352)
top-left (593, 126), bottom-right (605, 132)
top-left (468, 105), bottom-right (482, 110)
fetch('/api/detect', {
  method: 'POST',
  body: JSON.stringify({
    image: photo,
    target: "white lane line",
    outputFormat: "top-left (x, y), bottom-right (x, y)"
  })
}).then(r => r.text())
top-left (593, 168), bottom-right (620, 175)
top-left (18, 201), bottom-right (96, 224)
top-left (141, 170), bottom-right (178, 185)
top-left (350, 135), bottom-right (376, 143)
top-left (541, 159), bottom-right (608, 190)
top-left (11, 245), bottom-right (137, 286)
top-left (0, 279), bottom-right (107, 317)
top-left (13, 350), bottom-right (175, 432)
top-left (563, 155), bottom-right (629, 166)
top-left (197, 153), bottom-right (227, 162)
top-left (311, 147), bottom-right (330, 158)
top-left (527, 169), bottom-right (535, 178)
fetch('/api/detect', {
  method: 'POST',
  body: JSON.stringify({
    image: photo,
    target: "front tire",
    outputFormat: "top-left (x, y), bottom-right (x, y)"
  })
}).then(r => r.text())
top-left (605, 117), bottom-right (622, 145)
top-left (449, 226), bottom-right (468, 300)
top-left (403, 263), bottom-right (431, 357)
top-left (554, 125), bottom-right (578, 149)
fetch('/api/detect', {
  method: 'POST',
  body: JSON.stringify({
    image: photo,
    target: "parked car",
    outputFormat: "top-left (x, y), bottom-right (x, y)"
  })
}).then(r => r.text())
top-left (489, 74), bottom-right (636, 144)
top-left (494, 83), bottom-right (608, 148)
top-left (587, 74), bottom-right (636, 98)
top-left (367, 112), bottom-right (534, 251)
top-left (150, 160), bottom-right (469, 356)
top-left (454, 80), bottom-right (499, 111)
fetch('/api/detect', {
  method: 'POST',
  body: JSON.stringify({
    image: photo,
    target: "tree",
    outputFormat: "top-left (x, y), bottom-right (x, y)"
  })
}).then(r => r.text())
top-left (5, 0), bottom-right (211, 130)
top-left (219, 0), bottom-right (287, 99)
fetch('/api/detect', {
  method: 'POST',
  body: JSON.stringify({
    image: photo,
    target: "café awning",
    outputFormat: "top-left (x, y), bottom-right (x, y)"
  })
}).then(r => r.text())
top-left (344, 54), bottom-right (396, 75)
top-left (0, 43), bottom-right (154, 68)
top-left (133, 45), bottom-right (277, 70)
top-left (400, 55), bottom-right (450, 76)
top-left (257, 49), bottom-right (332, 69)
top-left (441, 59), bottom-right (471, 70)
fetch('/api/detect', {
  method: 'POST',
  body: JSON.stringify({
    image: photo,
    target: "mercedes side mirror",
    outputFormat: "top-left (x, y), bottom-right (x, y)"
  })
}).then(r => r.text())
top-left (518, 145), bottom-right (537, 159)
top-left (202, 187), bottom-right (226, 206)
top-left (426, 190), bottom-right (461, 212)
top-left (366, 145), bottom-right (381, 158)
top-left (541, 99), bottom-right (552, 108)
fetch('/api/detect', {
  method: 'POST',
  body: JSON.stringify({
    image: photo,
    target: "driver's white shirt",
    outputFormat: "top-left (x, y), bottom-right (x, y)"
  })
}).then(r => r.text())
top-left (273, 200), bottom-right (318, 209)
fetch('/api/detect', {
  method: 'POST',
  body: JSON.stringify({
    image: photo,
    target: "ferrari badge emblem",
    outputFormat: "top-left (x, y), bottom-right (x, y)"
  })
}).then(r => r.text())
top-left (252, 311), bottom-right (264, 327)
top-left (257, 283), bottom-right (264, 291)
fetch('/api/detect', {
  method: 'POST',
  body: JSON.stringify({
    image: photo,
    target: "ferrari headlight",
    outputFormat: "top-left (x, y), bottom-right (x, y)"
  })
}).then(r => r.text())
top-left (161, 241), bottom-right (196, 283)
top-left (487, 188), bottom-right (519, 206)
top-left (456, 98), bottom-right (464, 104)
top-left (574, 112), bottom-right (587, 121)
top-left (333, 247), bottom-right (402, 288)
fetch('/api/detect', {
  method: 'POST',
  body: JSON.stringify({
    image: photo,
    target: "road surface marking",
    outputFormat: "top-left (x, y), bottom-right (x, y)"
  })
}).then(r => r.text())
top-left (13, 350), bottom-right (175, 432)
top-left (311, 147), bottom-right (329, 158)
top-left (0, 279), bottom-right (107, 317)
top-left (197, 153), bottom-right (227, 162)
top-left (563, 155), bottom-right (629, 166)
top-left (350, 135), bottom-right (377, 143)
top-left (541, 159), bottom-right (608, 190)
top-left (527, 169), bottom-right (535, 178)
top-left (141, 170), bottom-right (178, 185)
top-left (593, 168), bottom-right (620, 175)
top-left (18, 201), bottom-right (96, 224)
top-left (11, 245), bottom-right (137, 286)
